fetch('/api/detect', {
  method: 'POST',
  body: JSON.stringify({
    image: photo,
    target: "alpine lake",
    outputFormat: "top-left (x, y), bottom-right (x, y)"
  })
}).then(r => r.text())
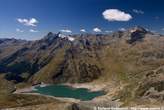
top-left (32, 84), bottom-right (105, 101)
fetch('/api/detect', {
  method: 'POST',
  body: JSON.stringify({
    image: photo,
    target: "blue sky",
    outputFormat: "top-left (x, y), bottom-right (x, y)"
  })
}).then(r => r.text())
top-left (0, 0), bottom-right (164, 40)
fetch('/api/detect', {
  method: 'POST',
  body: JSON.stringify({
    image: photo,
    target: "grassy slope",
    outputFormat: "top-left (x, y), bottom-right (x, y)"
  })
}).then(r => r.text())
top-left (31, 45), bottom-right (70, 83)
top-left (0, 94), bottom-right (60, 109)
top-left (0, 75), bottom-right (65, 109)
top-left (95, 37), bottom-right (164, 106)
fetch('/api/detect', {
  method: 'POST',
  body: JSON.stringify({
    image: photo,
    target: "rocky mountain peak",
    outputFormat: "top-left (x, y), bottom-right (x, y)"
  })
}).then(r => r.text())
top-left (43, 32), bottom-right (57, 40)
top-left (47, 32), bottom-right (54, 36)
top-left (125, 26), bottom-right (149, 44)
top-left (110, 26), bottom-right (150, 44)
top-left (129, 26), bottom-right (147, 33)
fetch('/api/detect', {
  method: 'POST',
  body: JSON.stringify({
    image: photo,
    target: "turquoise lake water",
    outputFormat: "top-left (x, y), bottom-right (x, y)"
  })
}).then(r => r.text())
top-left (33, 85), bottom-right (105, 101)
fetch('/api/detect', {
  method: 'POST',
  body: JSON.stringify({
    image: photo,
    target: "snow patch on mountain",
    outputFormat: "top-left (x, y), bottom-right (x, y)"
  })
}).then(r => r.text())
top-left (58, 33), bottom-right (75, 41)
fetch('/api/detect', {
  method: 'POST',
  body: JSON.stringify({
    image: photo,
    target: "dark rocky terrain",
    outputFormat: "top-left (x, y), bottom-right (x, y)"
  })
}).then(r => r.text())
top-left (0, 26), bottom-right (164, 109)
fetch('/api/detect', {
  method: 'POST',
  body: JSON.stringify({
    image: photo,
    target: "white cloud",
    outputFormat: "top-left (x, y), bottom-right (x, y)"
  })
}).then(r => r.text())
top-left (17, 18), bottom-right (38, 26)
top-left (162, 28), bottom-right (164, 31)
top-left (16, 28), bottom-right (24, 32)
top-left (132, 9), bottom-right (144, 14)
top-left (80, 29), bottom-right (86, 32)
top-left (102, 9), bottom-right (132, 21)
top-left (93, 27), bottom-right (102, 32)
top-left (105, 30), bottom-right (113, 33)
top-left (60, 29), bottom-right (72, 33)
top-left (119, 28), bottom-right (126, 31)
top-left (29, 29), bottom-right (38, 32)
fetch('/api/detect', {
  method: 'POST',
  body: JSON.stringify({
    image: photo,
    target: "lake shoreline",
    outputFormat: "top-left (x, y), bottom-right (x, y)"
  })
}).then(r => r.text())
top-left (13, 83), bottom-right (106, 103)
top-left (62, 83), bottom-right (107, 92)
top-left (14, 92), bottom-right (81, 103)
top-left (13, 83), bottom-right (121, 107)
top-left (14, 82), bottom-right (107, 94)
top-left (14, 83), bottom-right (50, 93)
top-left (13, 82), bottom-right (108, 101)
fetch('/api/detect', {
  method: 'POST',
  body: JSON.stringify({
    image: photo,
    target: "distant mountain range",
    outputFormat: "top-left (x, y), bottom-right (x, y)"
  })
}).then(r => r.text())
top-left (0, 26), bottom-right (164, 106)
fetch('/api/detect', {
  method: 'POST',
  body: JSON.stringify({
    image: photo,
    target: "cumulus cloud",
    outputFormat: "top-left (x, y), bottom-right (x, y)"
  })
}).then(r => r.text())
top-left (17, 18), bottom-right (38, 26)
top-left (102, 9), bottom-right (132, 21)
top-left (132, 9), bottom-right (144, 14)
top-left (93, 27), bottom-right (102, 32)
top-left (60, 29), bottom-right (72, 33)
top-left (16, 28), bottom-right (24, 32)
top-left (29, 29), bottom-right (38, 32)
top-left (80, 29), bottom-right (86, 32)
top-left (119, 28), bottom-right (126, 31)
top-left (105, 30), bottom-right (113, 33)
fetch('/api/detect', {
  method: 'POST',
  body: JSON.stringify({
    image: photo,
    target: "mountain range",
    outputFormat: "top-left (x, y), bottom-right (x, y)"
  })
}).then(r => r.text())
top-left (0, 26), bottom-right (164, 108)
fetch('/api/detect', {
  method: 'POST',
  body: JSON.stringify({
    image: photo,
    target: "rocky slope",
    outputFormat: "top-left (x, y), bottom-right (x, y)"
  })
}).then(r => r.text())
top-left (0, 26), bottom-right (164, 107)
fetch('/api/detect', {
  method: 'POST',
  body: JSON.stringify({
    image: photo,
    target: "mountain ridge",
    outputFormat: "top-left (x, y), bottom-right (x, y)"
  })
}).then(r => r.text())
top-left (0, 26), bottom-right (164, 106)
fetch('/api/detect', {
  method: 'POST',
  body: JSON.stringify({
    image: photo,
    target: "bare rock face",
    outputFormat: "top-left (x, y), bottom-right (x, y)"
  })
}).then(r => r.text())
top-left (127, 26), bottom-right (148, 44)
top-left (52, 46), bottom-right (102, 83)
top-left (136, 66), bottom-right (164, 101)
